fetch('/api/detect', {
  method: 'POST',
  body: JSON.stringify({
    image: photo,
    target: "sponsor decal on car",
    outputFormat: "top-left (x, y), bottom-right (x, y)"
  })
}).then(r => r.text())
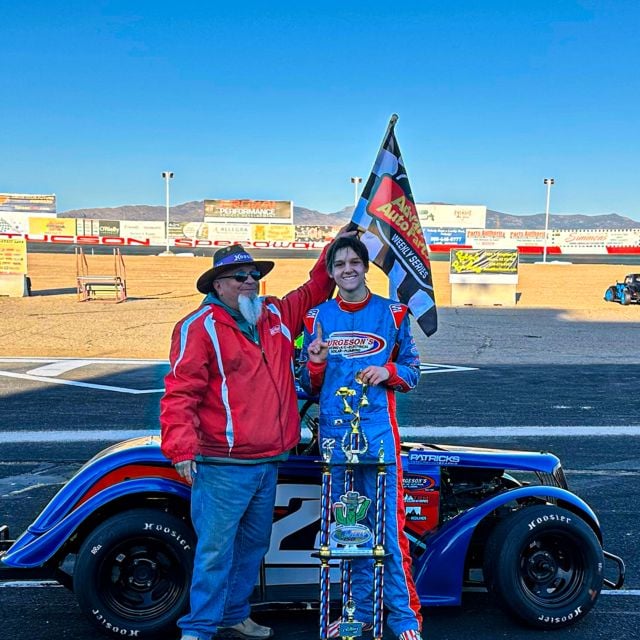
top-left (402, 476), bottom-right (436, 490)
top-left (408, 452), bottom-right (461, 465)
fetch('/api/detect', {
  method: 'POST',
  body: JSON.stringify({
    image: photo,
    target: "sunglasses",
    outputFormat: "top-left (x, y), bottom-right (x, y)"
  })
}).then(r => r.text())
top-left (217, 270), bottom-right (263, 283)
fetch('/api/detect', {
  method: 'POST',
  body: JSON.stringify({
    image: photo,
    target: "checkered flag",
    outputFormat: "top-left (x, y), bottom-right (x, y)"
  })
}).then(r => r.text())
top-left (351, 115), bottom-right (437, 336)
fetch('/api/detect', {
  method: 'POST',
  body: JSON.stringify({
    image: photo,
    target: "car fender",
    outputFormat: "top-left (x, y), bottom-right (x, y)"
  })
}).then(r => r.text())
top-left (412, 485), bottom-right (601, 606)
top-left (2, 477), bottom-right (189, 568)
top-left (24, 438), bottom-right (171, 535)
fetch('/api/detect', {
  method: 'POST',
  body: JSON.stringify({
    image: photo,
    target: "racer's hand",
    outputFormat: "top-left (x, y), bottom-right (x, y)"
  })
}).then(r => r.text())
top-left (334, 223), bottom-right (360, 240)
top-left (308, 322), bottom-right (329, 364)
top-left (175, 460), bottom-right (197, 485)
top-left (357, 365), bottom-right (390, 386)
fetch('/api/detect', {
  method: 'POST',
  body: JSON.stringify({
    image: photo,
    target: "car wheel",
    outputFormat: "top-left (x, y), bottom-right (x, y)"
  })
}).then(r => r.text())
top-left (621, 290), bottom-right (631, 305)
top-left (604, 286), bottom-right (616, 302)
top-left (74, 508), bottom-right (194, 638)
top-left (483, 505), bottom-right (604, 629)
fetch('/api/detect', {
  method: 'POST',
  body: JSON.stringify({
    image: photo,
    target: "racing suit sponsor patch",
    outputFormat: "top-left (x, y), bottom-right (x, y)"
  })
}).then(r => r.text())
top-left (303, 308), bottom-right (319, 336)
top-left (389, 303), bottom-right (408, 330)
top-left (327, 331), bottom-right (387, 358)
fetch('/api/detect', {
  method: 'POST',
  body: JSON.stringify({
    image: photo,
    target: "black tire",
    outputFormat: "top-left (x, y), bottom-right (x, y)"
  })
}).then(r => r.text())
top-left (621, 289), bottom-right (631, 305)
top-left (296, 398), bottom-right (320, 456)
top-left (74, 508), bottom-right (194, 638)
top-left (483, 505), bottom-right (604, 629)
top-left (604, 286), bottom-right (616, 302)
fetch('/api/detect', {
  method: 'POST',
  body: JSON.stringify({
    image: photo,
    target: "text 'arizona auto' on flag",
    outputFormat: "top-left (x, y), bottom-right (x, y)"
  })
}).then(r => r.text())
top-left (351, 114), bottom-right (437, 337)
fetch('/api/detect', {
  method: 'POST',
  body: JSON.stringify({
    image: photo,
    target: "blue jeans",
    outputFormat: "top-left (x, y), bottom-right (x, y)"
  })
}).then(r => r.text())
top-left (178, 461), bottom-right (278, 640)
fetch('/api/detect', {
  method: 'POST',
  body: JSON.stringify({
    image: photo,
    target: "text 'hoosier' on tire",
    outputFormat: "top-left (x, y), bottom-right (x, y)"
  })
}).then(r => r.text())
top-left (483, 504), bottom-right (604, 630)
top-left (73, 508), bottom-right (195, 638)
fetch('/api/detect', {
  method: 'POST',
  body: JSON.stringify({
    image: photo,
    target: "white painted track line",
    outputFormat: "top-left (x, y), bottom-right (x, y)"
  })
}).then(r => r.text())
top-left (2, 425), bottom-right (640, 444)
top-left (0, 370), bottom-right (164, 394)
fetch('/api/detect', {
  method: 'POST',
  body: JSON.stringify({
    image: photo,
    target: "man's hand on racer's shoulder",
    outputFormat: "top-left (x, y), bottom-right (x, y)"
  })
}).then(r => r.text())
top-left (333, 223), bottom-right (359, 241)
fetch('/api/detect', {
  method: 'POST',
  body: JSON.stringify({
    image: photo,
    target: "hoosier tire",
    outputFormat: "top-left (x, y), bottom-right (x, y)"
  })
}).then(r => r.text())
top-left (483, 505), bottom-right (604, 629)
top-left (73, 508), bottom-right (194, 638)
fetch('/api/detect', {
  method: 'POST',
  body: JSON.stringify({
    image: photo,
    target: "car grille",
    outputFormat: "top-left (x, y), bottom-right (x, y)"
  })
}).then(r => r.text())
top-left (536, 465), bottom-right (568, 489)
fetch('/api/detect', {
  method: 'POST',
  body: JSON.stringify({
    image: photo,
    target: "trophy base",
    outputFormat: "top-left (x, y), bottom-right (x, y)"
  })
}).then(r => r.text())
top-left (330, 547), bottom-right (376, 558)
top-left (339, 621), bottom-right (364, 637)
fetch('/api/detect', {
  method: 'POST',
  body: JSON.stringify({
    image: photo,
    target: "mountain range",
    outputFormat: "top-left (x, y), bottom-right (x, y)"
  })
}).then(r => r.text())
top-left (62, 202), bottom-right (640, 230)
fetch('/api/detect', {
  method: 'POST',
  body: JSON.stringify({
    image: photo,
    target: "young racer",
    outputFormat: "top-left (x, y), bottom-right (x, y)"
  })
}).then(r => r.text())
top-left (299, 235), bottom-right (423, 640)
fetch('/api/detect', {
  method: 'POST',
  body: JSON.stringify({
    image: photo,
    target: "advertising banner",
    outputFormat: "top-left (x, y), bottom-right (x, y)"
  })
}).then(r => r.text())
top-left (120, 220), bottom-right (166, 243)
top-left (28, 217), bottom-right (76, 235)
top-left (465, 229), bottom-right (546, 248)
top-left (549, 230), bottom-right (640, 250)
top-left (465, 229), bottom-right (509, 248)
top-left (0, 237), bottom-right (28, 274)
top-left (295, 225), bottom-right (340, 242)
top-left (206, 223), bottom-right (251, 242)
top-left (75, 219), bottom-right (101, 236)
top-left (168, 221), bottom-right (209, 239)
top-left (416, 204), bottom-right (486, 229)
top-left (423, 227), bottom-right (466, 245)
top-left (204, 199), bottom-right (293, 224)
top-left (0, 193), bottom-right (56, 214)
top-left (604, 229), bottom-right (640, 246)
top-left (251, 224), bottom-right (295, 242)
top-left (450, 249), bottom-right (518, 275)
top-left (0, 212), bottom-right (29, 234)
top-left (503, 230), bottom-right (547, 246)
top-left (98, 220), bottom-right (121, 237)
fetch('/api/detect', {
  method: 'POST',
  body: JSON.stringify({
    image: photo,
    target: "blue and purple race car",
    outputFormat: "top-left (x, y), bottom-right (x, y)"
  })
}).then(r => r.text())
top-left (0, 399), bottom-right (625, 638)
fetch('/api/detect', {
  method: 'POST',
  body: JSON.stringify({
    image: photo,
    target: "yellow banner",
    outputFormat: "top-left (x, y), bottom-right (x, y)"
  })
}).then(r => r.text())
top-left (251, 224), bottom-right (296, 242)
top-left (0, 237), bottom-right (28, 274)
top-left (450, 249), bottom-right (518, 275)
top-left (29, 217), bottom-right (76, 235)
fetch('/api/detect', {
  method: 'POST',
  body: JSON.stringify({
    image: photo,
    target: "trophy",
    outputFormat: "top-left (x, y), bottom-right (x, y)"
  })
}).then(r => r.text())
top-left (318, 374), bottom-right (388, 640)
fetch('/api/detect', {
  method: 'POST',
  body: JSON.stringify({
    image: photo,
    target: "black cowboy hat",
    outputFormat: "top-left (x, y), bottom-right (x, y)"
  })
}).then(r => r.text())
top-left (196, 244), bottom-right (275, 294)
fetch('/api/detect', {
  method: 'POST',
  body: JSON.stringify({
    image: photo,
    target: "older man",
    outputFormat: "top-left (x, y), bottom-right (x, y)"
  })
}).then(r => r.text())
top-left (161, 235), bottom-right (348, 640)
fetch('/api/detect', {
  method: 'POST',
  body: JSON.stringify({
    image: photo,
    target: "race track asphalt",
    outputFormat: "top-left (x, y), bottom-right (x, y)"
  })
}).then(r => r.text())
top-left (1, 308), bottom-right (638, 640)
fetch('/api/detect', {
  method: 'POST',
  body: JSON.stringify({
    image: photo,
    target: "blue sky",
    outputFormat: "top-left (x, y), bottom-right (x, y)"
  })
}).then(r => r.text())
top-left (2, 1), bottom-right (639, 218)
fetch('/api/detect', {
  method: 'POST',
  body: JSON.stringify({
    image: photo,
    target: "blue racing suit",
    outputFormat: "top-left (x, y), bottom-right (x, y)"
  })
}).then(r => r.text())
top-left (299, 292), bottom-right (423, 636)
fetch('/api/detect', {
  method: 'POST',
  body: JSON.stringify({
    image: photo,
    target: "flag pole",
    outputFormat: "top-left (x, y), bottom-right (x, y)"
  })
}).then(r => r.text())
top-left (347, 114), bottom-right (400, 235)
top-left (380, 114), bottom-right (399, 147)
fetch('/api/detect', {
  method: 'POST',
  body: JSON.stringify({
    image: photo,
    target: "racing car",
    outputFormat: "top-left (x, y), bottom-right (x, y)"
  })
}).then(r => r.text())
top-left (0, 400), bottom-right (625, 638)
top-left (603, 273), bottom-right (640, 305)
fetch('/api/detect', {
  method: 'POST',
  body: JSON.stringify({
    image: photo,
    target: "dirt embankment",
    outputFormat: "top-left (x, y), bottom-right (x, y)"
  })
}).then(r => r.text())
top-left (1, 253), bottom-right (637, 358)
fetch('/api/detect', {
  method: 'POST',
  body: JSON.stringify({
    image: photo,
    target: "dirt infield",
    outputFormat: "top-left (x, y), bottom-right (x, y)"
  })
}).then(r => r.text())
top-left (1, 253), bottom-right (638, 358)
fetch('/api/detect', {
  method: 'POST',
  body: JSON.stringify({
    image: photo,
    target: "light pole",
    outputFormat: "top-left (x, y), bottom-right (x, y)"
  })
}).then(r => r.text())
top-left (542, 178), bottom-right (554, 263)
top-left (350, 176), bottom-right (362, 209)
top-left (162, 171), bottom-right (174, 254)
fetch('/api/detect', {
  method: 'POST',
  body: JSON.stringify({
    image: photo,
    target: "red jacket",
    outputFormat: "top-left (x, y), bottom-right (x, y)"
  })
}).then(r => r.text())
top-left (160, 251), bottom-right (333, 464)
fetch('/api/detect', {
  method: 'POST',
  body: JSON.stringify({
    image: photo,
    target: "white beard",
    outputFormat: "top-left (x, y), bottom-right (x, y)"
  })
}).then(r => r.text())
top-left (238, 294), bottom-right (263, 325)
